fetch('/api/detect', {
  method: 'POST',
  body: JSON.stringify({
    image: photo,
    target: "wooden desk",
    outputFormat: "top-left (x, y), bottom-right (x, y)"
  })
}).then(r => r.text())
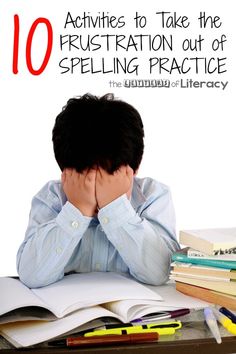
top-left (1, 317), bottom-right (236, 354)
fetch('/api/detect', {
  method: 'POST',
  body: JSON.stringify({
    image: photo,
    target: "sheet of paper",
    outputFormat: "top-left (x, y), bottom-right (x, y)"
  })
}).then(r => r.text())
top-left (147, 281), bottom-right (209, 309)
top-left (105, 299), bottom-right (179, 322)
top-left (0, 278), bottom-right (46, 316)
top-left (32, 272), bottom-right (162, 317)
top-left (106, 282), bottom-right (208, 321)
top-left (0, 306), bottom-right (118, 347)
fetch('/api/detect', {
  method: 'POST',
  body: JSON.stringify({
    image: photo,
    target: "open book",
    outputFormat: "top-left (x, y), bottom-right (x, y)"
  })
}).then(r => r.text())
top-left (0, 272), bottom-right (207, 347)
top-left (0, 272), bottom-right (162, 322)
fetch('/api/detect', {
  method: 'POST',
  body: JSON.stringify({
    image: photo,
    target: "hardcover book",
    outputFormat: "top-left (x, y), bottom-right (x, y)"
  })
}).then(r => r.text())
top-left (172, 262), bottom-right (236, 281)
top-left (187, 248), bottom-right (236, 261)
top-left (176, 282), bottom-right (236, 310)
top-left (179, 228), bottom-right (236, 256)
top-left (171, 274), bottom-right (236, 296)
top-left (172, 249), bottom-right (236, 270)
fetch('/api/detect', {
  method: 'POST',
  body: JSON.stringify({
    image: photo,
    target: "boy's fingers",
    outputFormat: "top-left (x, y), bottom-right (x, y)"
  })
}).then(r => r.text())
top-left (65, 168), bottom-right (73, 178)
top-left (70, 168), bottom-right (81, 184)
top-left (117, 165), bottom-right (128, 177)
top-left (97, 167), bottom-right (106, 179)
top-left (86, 168), bottom-right (96, 182)
top-left (61, 170), bottom-right (66, 184)
top-left (126, 165), bottom-right (134, 177)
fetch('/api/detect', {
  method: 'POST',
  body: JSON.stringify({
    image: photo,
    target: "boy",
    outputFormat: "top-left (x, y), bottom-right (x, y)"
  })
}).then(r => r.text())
top-left (17, 93), bottom-right (179, 288)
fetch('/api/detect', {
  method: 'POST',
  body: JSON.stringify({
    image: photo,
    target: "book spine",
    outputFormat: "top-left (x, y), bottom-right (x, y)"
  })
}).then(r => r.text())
top-left (171, 253), bottom-right (236, 270)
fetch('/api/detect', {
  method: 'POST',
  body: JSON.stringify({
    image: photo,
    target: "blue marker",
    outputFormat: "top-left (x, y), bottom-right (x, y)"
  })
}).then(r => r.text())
top-left (219, 307), bottom-right (236, 324)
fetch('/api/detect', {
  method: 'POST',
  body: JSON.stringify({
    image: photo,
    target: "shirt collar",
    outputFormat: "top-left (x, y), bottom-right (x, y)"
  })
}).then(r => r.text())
top-left (130, 177), bottom-right (147, 210)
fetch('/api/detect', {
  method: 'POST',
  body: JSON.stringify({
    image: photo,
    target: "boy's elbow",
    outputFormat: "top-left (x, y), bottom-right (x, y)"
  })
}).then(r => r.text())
top-left (143, 272), bottom-right (169, 286)
top-left (19, 273), bottom-right (62, 288)
top-left (148, 272), bottom-right (169, 286)
top-left (18, 267), bottom-right (49, 288)
top-left (131, 268), bottom-right (170, 286)
top-left (19, 274), bottom-right (43, 289)
top-left (17, 261), bottom-right (62, 288)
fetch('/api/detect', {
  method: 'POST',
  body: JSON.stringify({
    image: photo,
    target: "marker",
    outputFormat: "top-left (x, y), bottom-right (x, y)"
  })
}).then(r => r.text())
top-left (212, 308), bottom-right (232, 329)
top-left (96, 321), bottom-right (182, 330)
top-left (132, 308), bottom-right (190, 323)
top-left (204, 307), bottom-right (222, 344)
top-left (213, 308), bottom-right (236, 335)
top-left (49, 333), bottom-right (159, 347)
top-left (84, 326), bottom-right (176, 337)
top-left (219, 307), bottom-right (236, 324)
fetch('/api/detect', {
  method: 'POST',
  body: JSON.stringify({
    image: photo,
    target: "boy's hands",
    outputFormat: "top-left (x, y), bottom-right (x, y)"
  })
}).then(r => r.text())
top-left (62, 168), bottom-right (97, 217)
top-left (96, 166), bottom-right (134, 209)
top-left (62, 166), bottom-right (134, 215)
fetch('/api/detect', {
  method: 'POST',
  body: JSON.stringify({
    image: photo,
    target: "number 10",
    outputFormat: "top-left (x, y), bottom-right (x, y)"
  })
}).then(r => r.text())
top-left (13, 14), bottom-right (53, 75)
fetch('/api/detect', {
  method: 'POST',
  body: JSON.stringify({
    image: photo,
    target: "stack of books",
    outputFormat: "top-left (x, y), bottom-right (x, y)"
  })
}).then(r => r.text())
top-left (171, 228), bottom-right (236, 309)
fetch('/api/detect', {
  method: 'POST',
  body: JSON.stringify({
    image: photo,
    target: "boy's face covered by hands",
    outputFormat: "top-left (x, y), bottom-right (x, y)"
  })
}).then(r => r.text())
top-left (62, 166), bottom-right (134, 217)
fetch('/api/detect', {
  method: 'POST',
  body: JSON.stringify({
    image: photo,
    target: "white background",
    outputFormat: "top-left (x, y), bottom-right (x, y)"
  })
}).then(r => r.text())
top-left (0, 0), bottom-right (235, 276)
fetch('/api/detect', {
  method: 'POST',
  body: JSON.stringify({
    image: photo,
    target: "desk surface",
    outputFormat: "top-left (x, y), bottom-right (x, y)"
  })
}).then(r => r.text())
top-left (1, 312), bottom-right (236, 354)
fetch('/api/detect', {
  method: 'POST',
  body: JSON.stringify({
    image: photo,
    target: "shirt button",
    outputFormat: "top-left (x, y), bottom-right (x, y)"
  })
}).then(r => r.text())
top-left (71, 221), bottom-right (79, 229)
top-left (102, 217), bottom-right (109, 224)
top-left (56, 247), bottom-right (63, 254)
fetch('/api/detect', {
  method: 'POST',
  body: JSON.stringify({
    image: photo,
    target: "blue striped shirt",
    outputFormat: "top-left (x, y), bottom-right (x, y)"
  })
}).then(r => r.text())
top-left (17, 177), bottom-right (179, 288)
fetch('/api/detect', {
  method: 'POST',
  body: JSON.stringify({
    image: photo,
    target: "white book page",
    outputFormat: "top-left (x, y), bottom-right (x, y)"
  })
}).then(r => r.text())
top-left (105, 299), bottom-right (174, 322)
top-left (0, 278), bottom-right (46, 316)
top-left (172, 262), bottom-right (230, 272)
top-left (170, 272), bottom-right (230, 282)
top-left (127, 304), bottom-right (177, 320)
top-left (186, 228), bottom-right (236, 245)
top-left (0, 308), bottom-right (56, 325)
top-left (0, 306), bottom-right (119, 348)
top-left (147, 282), bottom-right (209, 309)
top-left (104, 282), bottom-right (208, 322)
top-left (32, 272), bottom-right (161, 318)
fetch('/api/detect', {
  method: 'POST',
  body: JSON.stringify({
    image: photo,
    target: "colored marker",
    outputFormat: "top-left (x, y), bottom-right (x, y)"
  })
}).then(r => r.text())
top-left (84, 321), bottom-right (182, 337)
top-left (219, 307), bottom-right (236, 324)
top-left (204, 307), bottom-right (222, 344)
top-left (212, 308), bottom-right (236, 335)
top-left (84, 327), bottom-right (175, 337)
top-left (212, 308), bottom-right (232, 329)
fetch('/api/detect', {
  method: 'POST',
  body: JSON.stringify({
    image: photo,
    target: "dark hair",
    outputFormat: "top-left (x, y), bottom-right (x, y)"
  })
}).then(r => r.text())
top-left (52, 93), bottom-right (144, 174)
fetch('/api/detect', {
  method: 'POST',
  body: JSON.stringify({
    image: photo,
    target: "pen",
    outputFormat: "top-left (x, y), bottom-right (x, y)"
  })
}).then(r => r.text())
top-left (131, 308), bottom-right (190, 323)
top-left (48, 333), bottom-right (159, 347)
top-left (204, 307), bottom-right (222, 344)
top-left (219, 307), bottom-right (236, 324)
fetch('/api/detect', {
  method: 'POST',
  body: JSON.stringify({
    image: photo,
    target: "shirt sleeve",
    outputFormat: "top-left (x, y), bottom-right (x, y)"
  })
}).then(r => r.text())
top-left (16, 182), bottom-right (92, 288)
top-left (97, 180), bottom-right (180, 286)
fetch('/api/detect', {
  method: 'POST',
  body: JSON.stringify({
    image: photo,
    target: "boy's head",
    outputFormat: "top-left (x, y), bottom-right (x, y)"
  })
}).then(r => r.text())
top-left (52, 93), bottom-right (144, 174)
